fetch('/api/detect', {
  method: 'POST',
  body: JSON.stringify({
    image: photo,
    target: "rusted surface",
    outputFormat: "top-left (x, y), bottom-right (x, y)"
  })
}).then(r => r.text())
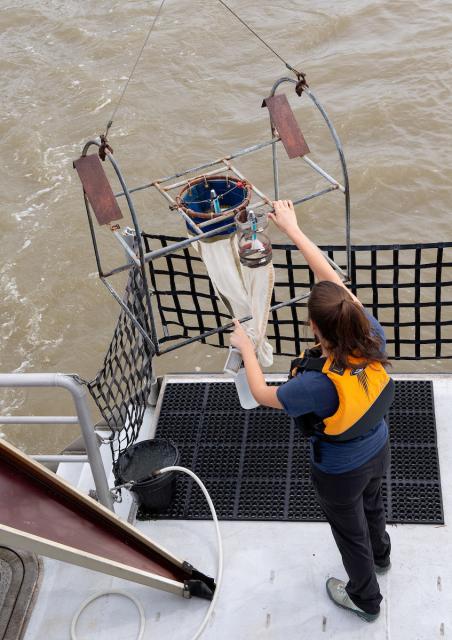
top-left (262, 94), bottom-right (310, 158)
top-left (74, 154), bottom-right (123, 226)
top-left (295, 71), bottom-right (309, 97)
top-left (98, 134), bottom-right (113, 161)
top-left (0, 440), bottom-right (186, 583)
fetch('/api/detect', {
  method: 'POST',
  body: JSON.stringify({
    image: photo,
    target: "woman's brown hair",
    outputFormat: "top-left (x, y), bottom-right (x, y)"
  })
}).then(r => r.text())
top-left (307, 281), bottom-right (389, 370)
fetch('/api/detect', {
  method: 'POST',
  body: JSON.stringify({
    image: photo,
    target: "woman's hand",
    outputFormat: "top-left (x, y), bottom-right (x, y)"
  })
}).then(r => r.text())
top-left (230, 319), bottom-right (254, 354)
top-left (230, 320), bottom-right (283, 410)
top-left (268, 200), bottom-right (299, 237)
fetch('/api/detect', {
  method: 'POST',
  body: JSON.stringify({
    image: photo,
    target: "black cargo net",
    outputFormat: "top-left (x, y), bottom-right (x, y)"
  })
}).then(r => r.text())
top-left (87, 267), bottom-right (155, 473)
top-left (144, 234), bottom-right (452, 360)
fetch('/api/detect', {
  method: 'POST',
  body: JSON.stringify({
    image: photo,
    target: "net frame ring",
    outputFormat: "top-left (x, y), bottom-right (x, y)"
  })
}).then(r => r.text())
top-left (178, 174), bottom-right (251, 240)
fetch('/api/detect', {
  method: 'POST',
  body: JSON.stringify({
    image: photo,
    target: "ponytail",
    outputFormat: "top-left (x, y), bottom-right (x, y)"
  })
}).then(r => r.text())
top-left (307, 281), bottom-right (389, 370)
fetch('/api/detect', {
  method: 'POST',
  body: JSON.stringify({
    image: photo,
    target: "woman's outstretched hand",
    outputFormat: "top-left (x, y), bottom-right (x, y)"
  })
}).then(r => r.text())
top-left (230, 319), bottom-right (254, 354)
top-left (269, 200), bottom-right (299, 237)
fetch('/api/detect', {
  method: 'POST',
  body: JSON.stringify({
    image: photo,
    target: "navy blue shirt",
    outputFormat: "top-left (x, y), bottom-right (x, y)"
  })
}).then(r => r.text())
top-left (277, 312), bottom-right (389, 474)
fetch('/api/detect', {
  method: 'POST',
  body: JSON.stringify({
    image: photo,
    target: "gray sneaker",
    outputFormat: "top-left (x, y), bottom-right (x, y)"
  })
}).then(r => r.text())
top-left (326, 577), bottom-right (380, 622)
top-left (375, 560), bottom-right (391, 575)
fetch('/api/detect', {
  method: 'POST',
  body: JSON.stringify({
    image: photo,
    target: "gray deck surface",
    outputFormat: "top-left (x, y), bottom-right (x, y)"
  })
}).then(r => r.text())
top-left (23, 374), bottom-right (451, 640)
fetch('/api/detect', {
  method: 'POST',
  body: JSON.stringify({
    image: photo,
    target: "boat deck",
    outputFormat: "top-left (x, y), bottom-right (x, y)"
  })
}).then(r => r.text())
top-left (24, 374), bottom-right (452, 640)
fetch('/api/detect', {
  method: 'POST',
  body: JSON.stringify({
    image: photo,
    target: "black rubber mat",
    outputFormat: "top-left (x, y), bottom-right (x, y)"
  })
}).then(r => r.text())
top-left (140, 380), bottom-right (444, 524)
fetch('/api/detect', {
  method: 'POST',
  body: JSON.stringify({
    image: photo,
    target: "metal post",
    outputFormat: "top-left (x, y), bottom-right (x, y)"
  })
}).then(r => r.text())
top-left (112, 229), bottom-right (141, 266)
top-left (32, 455), bottom-right (89, 463)
top-left (157, 291), bottom-right (312, 355)
top-left (122, 226), bottom-right (139, 263)
top-left (0, 373), bottom-right (114, 511)
top-left (223, 161), bottom-right (273, 205)
top-left (0, 416), bottom-right (79, 424)
top-left (121, 228), bottom-right (163, 364)
top-left (100, 277), bottom-right (158, 353)
top-left (152, 182), bottom-right (203, 235)
top-left (81, 140), bottom-right (159, 350)
top-left (302, 156), bottom-right (345, 192)
top-left (304, 86), bottom-right (351, 276)
top-left (269, 76), bottom-right (352, 279)
top-left (269, 120), bottom-right (280, 200)
top-left (114, 137), bottom-right (281, 198)
top-left (148, 377), bottom-right (160, 407)
top-left (303, 156), bottom-right (345, 193)
top-left (162, 165), bottom-right (227, 191)
top-left (141, 221), bottom-right (237, 262)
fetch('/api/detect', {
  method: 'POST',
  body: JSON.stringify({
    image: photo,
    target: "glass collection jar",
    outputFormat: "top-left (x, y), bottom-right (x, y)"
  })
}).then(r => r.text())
top-left (235, 209), bottom-right (272, 268)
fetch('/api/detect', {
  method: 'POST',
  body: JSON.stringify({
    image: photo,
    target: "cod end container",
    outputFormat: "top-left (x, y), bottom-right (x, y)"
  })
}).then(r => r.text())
top-left (178, 175), bottom-right (251, 240)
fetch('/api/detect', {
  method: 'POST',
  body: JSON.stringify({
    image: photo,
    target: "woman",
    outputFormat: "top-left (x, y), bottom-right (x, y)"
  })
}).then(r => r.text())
top-left (230, 200), bottom-right (392, 622)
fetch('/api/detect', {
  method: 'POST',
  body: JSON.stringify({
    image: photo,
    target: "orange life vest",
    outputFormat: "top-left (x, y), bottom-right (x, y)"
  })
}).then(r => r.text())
top-left (289, 346), bottom-right (394, 441)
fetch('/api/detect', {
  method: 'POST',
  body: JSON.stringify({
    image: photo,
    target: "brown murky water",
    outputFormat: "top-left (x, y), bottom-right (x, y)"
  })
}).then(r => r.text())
top-left (1, 1), bottom-right (451, 453)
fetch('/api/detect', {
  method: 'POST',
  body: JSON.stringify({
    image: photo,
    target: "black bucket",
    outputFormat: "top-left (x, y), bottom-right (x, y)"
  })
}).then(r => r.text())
top-left (116, 439), bottom-right (179, 512)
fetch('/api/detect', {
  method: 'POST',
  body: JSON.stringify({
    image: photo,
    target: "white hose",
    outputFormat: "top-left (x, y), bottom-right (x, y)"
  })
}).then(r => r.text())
top-left (70, 466), bottom-right (223, 640)
top-left (159, 465), bottom-right (224, 640)
top-left (71, 589), bottom-right (145, 640)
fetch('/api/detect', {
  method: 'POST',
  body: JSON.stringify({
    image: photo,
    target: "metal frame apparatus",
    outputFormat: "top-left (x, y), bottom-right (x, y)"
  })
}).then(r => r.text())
top-left (75, 76), bottom-right (351, 356)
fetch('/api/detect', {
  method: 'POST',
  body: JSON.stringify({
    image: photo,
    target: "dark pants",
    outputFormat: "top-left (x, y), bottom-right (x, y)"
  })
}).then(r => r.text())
top-left (311, 441), bottom-right (391, 615)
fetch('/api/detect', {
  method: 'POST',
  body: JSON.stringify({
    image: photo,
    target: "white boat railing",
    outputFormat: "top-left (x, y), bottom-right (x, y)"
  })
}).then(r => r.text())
top-left (0, 372), bottom-right (114, 511)
top-left (32, 455), bottom-right (89, 463)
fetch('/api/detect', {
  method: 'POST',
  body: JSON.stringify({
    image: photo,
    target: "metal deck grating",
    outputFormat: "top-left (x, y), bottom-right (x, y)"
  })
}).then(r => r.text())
top-left (140, 380), bottom-right (444, 524)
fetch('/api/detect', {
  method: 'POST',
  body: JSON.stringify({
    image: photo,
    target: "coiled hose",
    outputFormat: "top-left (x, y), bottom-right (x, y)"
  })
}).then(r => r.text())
top-left (71, 466), bottom-right (223, 640)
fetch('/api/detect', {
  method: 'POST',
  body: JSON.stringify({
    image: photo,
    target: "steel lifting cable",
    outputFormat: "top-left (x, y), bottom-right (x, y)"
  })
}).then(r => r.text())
top-left (216, 0), bottom-right (308, 91)
top-left (103, 0), bottom-right (167, 141)
top-left (100, 0), bottom-right (306, 156)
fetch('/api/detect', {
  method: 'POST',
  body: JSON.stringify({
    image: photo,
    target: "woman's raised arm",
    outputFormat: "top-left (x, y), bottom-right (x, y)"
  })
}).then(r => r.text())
top-left (269, 200), bottom-right (360, 304)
